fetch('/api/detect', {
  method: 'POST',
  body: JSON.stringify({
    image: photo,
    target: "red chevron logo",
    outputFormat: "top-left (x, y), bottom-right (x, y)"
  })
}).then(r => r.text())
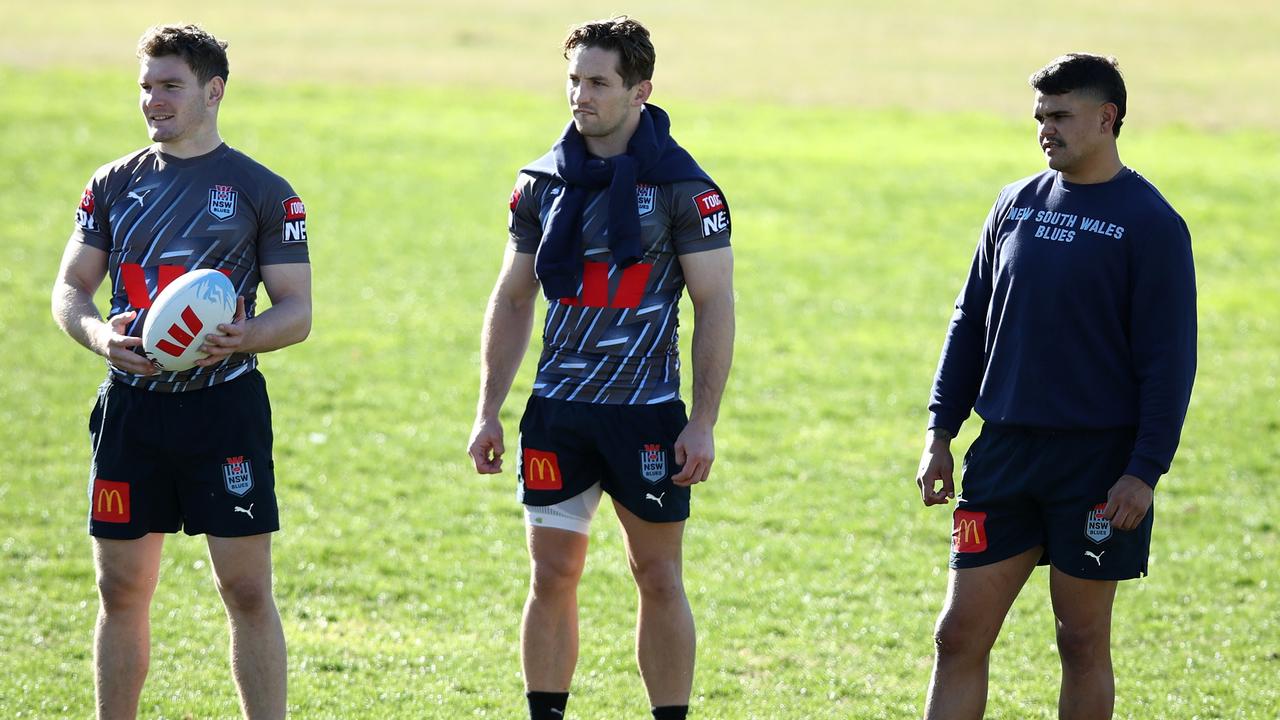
top-left (154, 306), bottom-right (204, 357)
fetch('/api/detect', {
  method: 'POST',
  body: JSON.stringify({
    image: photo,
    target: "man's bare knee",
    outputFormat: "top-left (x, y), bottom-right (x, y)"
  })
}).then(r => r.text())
top-left (530, 552), bottom-right (585, 598)
top-left (630, 557), bottom-right (684, 603)
top-left (97, 569), bottom-right (155, 615)
top-left (933, 612), bottom-right (996, 661)
top-left (216, 573), bottom-right (274, 615)
top-left (1055, 620), bottom-right (1109, 669)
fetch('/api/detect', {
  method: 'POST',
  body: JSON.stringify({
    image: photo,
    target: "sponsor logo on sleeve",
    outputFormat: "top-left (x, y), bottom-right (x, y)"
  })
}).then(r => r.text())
top-left (635, 184), bottom-right (656, 217)
top-left (76, 188), bottom-right (98, 230)
top-left (693, 189), bottom-right (729, 238)
top-left (281, 195), bottom-right (307, 244)
top-left (522, 449), bottom-right (563, 491)
top-left (91, 478), bottom-right (130, 523)
top-left (222, 456), bottom-right (254, 497)
top-left (509, 187), bottom-right (521, 212)
top-left (952, 509), bottom-right (988, 553)
top-left (208, 184), bottom-right (238, 220)
top-left (639, 443), bottom-right (667, 484)
top-left (1085, 504), bottom-right (1112, 543)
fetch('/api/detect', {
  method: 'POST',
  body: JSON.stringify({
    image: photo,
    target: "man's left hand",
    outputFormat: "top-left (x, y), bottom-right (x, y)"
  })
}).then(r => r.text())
top-left (671, 421), bottom-right (714, 487)
top-left (195, 296), bottom-right (249, 367)
top-left (1101, 474), bottom-right (1153, 531)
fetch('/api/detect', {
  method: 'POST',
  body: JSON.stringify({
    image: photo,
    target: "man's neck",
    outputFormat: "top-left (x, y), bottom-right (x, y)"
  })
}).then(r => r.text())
top-left (158, 128), bottom-right (223, 159)
top-left (1061, 148), bottom-right (1124, 185)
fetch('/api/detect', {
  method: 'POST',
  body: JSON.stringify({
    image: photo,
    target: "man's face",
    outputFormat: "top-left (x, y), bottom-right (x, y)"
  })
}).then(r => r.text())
top-left (566, 45), bottom-right (645, 140)
top-left (1034, 90), bottom-right (1113, 174)
top-left (138, 54), bottom-right (217, 144)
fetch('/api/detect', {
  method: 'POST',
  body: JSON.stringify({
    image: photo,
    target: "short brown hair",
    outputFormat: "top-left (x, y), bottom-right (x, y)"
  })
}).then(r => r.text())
top-left (1029, 53), bottom-right (1126, 137)
top-left (137, 24), bottom-right (229, 86)
top-left (563, 16), bottom-right (655, 88)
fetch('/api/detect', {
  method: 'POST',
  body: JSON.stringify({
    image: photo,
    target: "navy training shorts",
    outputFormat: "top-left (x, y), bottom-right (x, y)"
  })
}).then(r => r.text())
top-left (87, 369), bottom-right (279, 539)
top-left (950, 423), bottom-right (1153, 580)
top-left (517, 395), bottom-right (690, 523)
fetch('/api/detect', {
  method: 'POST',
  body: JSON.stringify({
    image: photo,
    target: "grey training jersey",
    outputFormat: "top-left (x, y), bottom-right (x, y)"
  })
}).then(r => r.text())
top-left (72, 143), bottom-right (309, 392)
top-left (509, 174), bottom-right (731, 405)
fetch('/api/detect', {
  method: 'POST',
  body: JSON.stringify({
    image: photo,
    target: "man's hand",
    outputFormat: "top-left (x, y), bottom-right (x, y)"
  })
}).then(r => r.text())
top-left (1101, 474), bottom-right (1153, 531)
top-left (916, 431), bottom-right (955, 506)
top-left (95, 311), bottom-right (159, 375)
top-left (195, 296), bottom-right (248, 368)
top-left (468, 416), bottom-right (506, 474)
top-left (671, 421), bottom-right (714, 487)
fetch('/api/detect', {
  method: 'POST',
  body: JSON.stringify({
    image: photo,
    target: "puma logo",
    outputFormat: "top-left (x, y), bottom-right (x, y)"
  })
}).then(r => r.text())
top-left (645, 492), bottom-right (665, 508)
top-left (127, 189), bottom-right (152, 206)
top-left (1085, 550), bottom-right (1105, 566)
top-left (234, 503), bottom-right (255, 520)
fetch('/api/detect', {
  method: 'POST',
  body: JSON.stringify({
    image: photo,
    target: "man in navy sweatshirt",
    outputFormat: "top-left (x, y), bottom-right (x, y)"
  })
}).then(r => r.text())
top-left (914, 54), bottom-right (1196, 720)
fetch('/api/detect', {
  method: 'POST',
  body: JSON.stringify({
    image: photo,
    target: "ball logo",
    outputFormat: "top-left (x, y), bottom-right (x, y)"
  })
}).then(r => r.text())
top-left (693, 189), bottom-right (729, 238)
top-left (522, 449), bottom-right (563, 491)
top-left (223, 456), bottom-right (254, 497)
top-left (91, 478), bottom-right (130, 523)
top-left (952, 509), bottom-right (988, 553)
top-left (639, 443), bottom-right (666, 484)
top-left (281, 195), bottom-right (307, 244)
top-left (209, 184), bottom-right (238, 220)
top-left (153, 305), bottom-right (204, 358)
top-left (1085, 504), bottom-right (1112, 543)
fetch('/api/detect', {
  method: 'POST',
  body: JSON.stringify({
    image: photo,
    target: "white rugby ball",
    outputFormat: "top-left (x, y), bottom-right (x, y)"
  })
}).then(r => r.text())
top-left (141, 269), bottom-right (236, 372)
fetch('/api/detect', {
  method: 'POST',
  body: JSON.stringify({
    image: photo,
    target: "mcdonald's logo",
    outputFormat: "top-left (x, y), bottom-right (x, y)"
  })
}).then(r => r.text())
top-left (523, 449), bottom-right (563, 491)
top-left (91, 478), bottom-right (130, 523)
top-left (952, 509), bottom-right (987, 553)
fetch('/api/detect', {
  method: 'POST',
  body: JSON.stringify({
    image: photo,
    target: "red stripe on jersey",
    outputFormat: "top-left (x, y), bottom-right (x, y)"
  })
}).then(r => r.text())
top-left (121, 264), bottom-right (151, 309)
top-left (581, 262), bottom-right (610, 307)
top-left (158, 264), bottom-right (185, 295)
top-left (610, 263), bottom-right (653, 309)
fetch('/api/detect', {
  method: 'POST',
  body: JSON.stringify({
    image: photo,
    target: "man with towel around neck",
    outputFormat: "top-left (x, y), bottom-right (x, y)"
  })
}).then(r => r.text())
top-left (467, 16), bottom-right (734, 720)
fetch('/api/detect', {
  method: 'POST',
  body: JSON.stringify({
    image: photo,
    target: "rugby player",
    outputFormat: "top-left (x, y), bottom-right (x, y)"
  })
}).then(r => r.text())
top-left (914, 54), bottom-right (1196, 719)
top-left (51, 24), bottom-right (310, 720)
top-left (467, 16), bottom-right (734, 720)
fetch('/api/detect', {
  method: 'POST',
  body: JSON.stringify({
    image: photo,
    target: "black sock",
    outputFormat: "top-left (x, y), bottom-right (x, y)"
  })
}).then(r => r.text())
top-left (652, 705), bottom-right (688, 720)
top-left (527, 691), bottom-right (569, 719)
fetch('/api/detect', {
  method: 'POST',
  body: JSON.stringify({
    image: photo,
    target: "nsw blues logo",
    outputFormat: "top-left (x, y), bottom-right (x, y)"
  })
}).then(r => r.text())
top-left (636, 184), bottom-right (656, 217)
top-left (222, 456), bottom-right (253, 497)
top-left (208, 184), bottom-right (238, 220)
top-left (639, 443), bottom-right (666, 484)
top-left (1085, 504), bottom-right (1112, 544)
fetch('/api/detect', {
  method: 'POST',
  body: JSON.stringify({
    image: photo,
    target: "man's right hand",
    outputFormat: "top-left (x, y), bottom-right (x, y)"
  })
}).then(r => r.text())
top-left (916, 431), bottom-right (955, 506)
top-left (95, 311), bottom-right (159, 375)
top-left (468, 415), bottom-right (506, 474)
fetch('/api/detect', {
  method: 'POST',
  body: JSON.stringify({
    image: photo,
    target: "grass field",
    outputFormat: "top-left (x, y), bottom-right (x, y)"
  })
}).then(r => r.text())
top-left (2, 3), bottom-right (1279, 718)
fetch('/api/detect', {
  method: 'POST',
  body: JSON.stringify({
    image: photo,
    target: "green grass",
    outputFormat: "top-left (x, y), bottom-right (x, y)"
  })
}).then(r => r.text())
top-left (2, 56), bottom-right (1279, 720)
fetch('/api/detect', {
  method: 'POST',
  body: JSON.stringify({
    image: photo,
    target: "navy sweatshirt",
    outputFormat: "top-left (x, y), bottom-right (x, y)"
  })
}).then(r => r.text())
top-left (928, 168), bottom-right (1197, 487)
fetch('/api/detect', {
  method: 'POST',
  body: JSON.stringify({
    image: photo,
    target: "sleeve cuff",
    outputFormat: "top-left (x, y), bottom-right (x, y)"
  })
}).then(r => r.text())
top-left (1124, 456), bottom-right (1167, 489)
top-left (927, 411), bottom-right (964, 437)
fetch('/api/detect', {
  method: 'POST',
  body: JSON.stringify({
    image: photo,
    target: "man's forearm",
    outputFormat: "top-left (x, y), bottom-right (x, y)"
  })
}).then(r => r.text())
top-left (242, 296), bottom-right (311, 354)
top-left (689, 293), bottom-right (734, 427)
top-left (476, 294), bottom-right (534, 419)
top-left (52, 281), bottom-right (107, 355)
